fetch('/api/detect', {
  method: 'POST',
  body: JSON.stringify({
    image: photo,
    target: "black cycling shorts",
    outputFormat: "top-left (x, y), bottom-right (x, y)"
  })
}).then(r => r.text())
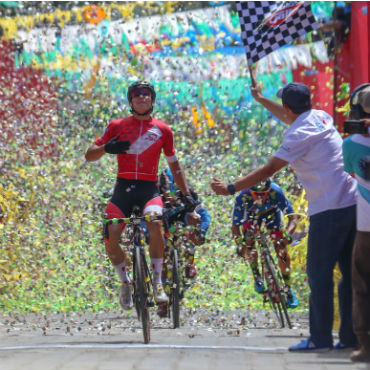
top-left (105, 178), bottom-right (163, 219)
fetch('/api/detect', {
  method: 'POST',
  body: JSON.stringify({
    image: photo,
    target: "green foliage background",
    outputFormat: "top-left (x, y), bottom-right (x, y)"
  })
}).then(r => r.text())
top-left (0, 97), bottom-right (310, 314)
top-left (0, 1), bottom-right (323, 315)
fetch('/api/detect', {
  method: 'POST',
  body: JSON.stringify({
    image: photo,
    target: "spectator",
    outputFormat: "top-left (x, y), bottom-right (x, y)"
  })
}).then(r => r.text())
top-left (342, 84), bottom-right (370, 362)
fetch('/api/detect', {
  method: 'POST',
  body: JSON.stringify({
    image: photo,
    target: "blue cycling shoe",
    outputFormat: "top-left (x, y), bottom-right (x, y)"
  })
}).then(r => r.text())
top-left (334, 341), bottom-right (357, 350)
top-left (287, 288), bottom-right (299, 308)
top-left (289, 337), bottom-right (332, 352)
top-left (254, 276), bottom-right (265, 294)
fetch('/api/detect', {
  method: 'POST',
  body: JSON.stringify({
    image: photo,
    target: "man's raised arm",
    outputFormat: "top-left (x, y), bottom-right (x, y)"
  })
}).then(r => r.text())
top-left (251, 85), bottom-right (291, 124)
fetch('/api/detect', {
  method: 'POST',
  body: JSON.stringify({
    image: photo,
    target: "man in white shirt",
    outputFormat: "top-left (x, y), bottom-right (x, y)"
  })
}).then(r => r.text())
top-left (211, 82), bottom-right (357, 351)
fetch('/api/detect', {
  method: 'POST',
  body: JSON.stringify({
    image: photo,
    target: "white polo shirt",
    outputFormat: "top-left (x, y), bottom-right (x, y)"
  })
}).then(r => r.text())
top-left (274, 109), bottom-right (356, 216)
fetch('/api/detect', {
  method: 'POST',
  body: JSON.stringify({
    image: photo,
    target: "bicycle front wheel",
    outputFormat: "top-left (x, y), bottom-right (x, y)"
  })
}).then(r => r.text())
top-left (264, 252), bottom-right (291, 329)
top-left (171, 248), bottom-right (180, 328)
top-left (134, 246), bottom-right (151, 343)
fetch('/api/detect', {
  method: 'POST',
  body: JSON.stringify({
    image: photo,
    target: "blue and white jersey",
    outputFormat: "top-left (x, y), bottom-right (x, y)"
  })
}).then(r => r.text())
top-left (343, 134), bottom-right (370, 231)
top-left (232, 182), bottom-right (294, 230)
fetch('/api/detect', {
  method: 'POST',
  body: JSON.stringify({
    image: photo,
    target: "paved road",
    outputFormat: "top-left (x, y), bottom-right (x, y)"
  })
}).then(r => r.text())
top-left (0, 311), bottom-right (368, 370)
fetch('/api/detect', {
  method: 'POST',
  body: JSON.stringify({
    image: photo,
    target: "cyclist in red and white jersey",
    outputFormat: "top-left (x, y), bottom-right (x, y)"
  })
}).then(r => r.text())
top-left (85, 81), bottom-right (196, 310)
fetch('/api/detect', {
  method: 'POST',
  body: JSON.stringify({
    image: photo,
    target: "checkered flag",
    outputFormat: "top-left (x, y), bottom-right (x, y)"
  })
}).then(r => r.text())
top-left (237, 1), bottom-right (318, 65)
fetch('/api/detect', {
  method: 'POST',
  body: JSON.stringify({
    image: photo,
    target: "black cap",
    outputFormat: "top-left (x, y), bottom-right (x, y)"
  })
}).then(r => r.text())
top-left (277, 82), bottom-right (311, 114)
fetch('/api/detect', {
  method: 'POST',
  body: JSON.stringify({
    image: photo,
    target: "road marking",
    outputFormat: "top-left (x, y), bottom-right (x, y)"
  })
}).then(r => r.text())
top-left (0, 343), bottom-right (287, 352)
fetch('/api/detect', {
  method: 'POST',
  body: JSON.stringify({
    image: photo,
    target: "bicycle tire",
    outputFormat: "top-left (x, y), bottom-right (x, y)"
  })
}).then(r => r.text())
top-left (264, 252), bottom-right (286, 328)
top-left (268, 255), bottom-right (292, 329)
top-left (134, 246), bottom-right (151, 343)
top-left (264, 281), bottom-right (284, 327)
top-left (171, 248), bottom-right (180, 328)
top-left (271, 260), bottom-right (292, 329)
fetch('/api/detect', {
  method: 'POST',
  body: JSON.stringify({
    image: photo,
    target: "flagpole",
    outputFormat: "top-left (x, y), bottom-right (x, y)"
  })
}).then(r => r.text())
top-left (248, 64), bottom-right (257, 87)
top-left (333, 2), bottom-right (338, 127)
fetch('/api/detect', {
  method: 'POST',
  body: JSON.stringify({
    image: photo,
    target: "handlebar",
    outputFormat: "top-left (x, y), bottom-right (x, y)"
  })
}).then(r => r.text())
top-left (164, 204), bottom-right (186, 219)
top-left (103, 214), bottom-right (162, 226)
top-left (103, 214), bottom-right (163, 239)
top-left (102, 203), bottom-right (191, 239)
top-left (238, 220), bottom-right (293, 244)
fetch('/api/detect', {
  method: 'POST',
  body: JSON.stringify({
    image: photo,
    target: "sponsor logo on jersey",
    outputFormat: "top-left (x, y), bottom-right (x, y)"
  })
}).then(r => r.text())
top-left (127, 125), bottom-right (162, 154)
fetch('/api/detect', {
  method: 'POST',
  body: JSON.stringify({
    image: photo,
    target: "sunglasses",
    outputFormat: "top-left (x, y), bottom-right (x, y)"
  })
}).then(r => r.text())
top-left (131, 88), bottom-right (152, 98)
top-left (251, 191), bottom-right (269, 198)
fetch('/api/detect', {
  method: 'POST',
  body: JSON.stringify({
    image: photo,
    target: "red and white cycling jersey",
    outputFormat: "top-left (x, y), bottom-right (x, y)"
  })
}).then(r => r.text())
top-left (94, 116), bottom-right (177, 181)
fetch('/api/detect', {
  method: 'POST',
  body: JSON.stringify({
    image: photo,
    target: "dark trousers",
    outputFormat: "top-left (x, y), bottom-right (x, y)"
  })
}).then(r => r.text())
top-left (307, 205), bottom-right (357, 347)
top-left (352, 231), bottom-right (370, 350)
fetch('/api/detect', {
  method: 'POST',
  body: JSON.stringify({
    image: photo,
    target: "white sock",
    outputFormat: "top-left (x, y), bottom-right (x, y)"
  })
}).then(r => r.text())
top-left (114, 261), bottom-right (131, 283)
top-left (151, 258), bottom-right (163, 284)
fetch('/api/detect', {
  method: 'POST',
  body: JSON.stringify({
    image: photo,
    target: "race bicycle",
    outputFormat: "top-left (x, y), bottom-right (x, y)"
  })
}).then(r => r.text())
top-left (256, 229), bottom-right (292, 329)
top-left (161, 205), bottom-right (196, 328)
top-left (103, 206), bottom-right (162, 344)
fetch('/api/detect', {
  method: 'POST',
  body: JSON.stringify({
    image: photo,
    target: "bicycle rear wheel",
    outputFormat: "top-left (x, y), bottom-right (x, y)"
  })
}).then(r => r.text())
top-left (171, 248), bottom-right (180, 328)
top-left (264, 253), bottom-right (291, 328)
top-left (134, 246), bottom-right (151, 343)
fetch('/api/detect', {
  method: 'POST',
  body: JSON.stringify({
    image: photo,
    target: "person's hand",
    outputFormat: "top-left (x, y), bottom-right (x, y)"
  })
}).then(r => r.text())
top-left (187, 211), bottom-right (201, 224)
top-left (282, 230), bottom-right (293, 245)
top-left (183, 193), bottom-right (197, 212)
top-left (211, 178), bottom-right (229, 195)
top-left (250, 84), bottom-right (263, 101)
top-left (104, 135), bottom-right (131, 154)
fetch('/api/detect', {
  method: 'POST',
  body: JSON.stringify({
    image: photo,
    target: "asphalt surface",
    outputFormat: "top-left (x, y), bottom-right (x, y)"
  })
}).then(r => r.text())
top-left (0, 310), bottom-right (369, 370)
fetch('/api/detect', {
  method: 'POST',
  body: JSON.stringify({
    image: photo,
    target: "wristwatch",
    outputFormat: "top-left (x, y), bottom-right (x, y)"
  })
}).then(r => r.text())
top-left (227, 183), bottom-right (236, 195)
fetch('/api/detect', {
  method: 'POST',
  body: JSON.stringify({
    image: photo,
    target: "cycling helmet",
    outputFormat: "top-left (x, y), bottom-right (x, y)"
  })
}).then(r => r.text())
top-left (127, 80), bottom-right (156, 103)
top-left (250, 179), bottom-right (271, 193)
